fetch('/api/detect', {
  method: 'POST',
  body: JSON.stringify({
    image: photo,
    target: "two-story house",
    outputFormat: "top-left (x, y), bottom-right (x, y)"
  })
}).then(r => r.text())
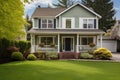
top-left (28, 3), bottom-right (104, 53)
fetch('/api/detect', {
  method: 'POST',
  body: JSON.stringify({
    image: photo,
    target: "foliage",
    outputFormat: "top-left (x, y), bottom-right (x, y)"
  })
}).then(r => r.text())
top-left (11, 52), bottom-right (24, 61)
top-left (39, 43), bottom-right (45, 47)
top-left (0, 0), bottom-right (27, 40)
top-left (53, 0), bottom-right (75, 8)
top-left (93, 48), bottom-right (112, 60)
top-left (18, 41), bottom-right (31, 54)
top-left (89, 43), bottom-right (96, 47)
top-left (82, 0), bottom-right (115, 31)
top-left (80, 53), bottom-right (93, 59)
top-left (0, 38), bottom-right (31, 58)
top-left (27, 54), bottom-right (37, 60)
top-left (46, 52), bottom-right (58, 59)
top-left (33, 52), bottom-right (45, 59)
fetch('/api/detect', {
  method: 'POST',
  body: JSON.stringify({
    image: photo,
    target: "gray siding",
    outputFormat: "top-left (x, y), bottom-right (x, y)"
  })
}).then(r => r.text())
top-left (57, 5), bottom-right (97, 28)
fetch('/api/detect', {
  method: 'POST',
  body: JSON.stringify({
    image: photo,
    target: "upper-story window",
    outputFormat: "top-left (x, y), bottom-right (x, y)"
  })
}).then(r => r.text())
top-left (66, 19), bottom-right (71, 28)
top-left (62, 18), bottom-right (75, 29)
top-left (34, 19), bottom-right (38, 28)
top-left (41, 19), bottom-right (54, 29)
top-left (80, 18), bottom-right (97, 29)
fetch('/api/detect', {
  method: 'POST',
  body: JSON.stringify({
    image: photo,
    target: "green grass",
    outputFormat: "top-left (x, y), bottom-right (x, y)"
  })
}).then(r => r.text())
top-left (0, 60), bottom-right (120, 80)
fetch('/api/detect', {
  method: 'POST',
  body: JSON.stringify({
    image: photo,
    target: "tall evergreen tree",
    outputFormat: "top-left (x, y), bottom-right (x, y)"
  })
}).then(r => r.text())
top-left (53, 0), bottom-right (75, 8)
top-left (82, 0), bottom-right (116, 31)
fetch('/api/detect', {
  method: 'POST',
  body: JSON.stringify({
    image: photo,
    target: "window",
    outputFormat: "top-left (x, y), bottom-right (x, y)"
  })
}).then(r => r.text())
top-left (81, 37), bottom-right (94, 45)
top-left (62, 18), bottom-right (75, 29)
top-left (42, 19), bottom-right (47, 28)
top-left (66, 19), bottom-right (71, 28)
top-left (41, 19), bottom-right (54, 29)
top-left (34, 19), bottom-right (38, 28)
top-left (40, 37), bottom-right (54, 45)
top-left (82, 18), bottom-right (96, 29)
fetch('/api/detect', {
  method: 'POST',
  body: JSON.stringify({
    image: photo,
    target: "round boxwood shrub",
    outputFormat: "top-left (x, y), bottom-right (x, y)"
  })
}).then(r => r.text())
top-left (93, 48), bottom-right (112, 60)
top-left (11, 52), bottom-right (24, 61)
top-left (27, 54), bottom-right (37, 60)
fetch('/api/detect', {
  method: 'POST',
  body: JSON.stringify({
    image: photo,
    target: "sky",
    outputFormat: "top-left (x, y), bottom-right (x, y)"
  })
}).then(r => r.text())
top-left (25, 0), bottom-right (120, 20)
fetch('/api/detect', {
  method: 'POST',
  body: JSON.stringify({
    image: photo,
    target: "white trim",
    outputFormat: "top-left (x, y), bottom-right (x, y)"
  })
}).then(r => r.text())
top-left (62, 36), bottom-right (74, 52)
top-left (58, 34), bottom-right (60, 53)
top-left (77, 34), bottom-right (79, 53)
top-left (41, 18), bottom-right (54, 29)
top-left (38, 36), bottom-right (56, 45)
top-left (55, 3), bottom-right (101, 18)
top-left (80, 36), bottom-right (96, 45)
top-left (100, 34), bottom-right (103, 47)
top-left (62, 17), bottom-right (75, 29)
top-left (79, 18), bottom-right (97, 29)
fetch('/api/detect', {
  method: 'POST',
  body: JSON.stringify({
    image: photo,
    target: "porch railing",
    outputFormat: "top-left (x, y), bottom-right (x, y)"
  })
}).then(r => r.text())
top-left (76, 45), bottom-right (100, 52)
top-left (35, 45), bottom-right (58, 52)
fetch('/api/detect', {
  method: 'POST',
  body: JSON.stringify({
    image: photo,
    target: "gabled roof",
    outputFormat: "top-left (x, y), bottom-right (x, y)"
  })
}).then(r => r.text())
top-left (31, 8), bottom-right (66, 18)
top-left (31, 3), bottom-right (101, 18)
top-left (55, 3), bottom-right (101, 18)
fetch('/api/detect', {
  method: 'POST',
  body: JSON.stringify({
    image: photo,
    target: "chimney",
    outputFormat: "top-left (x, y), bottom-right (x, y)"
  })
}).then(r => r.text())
top-left (38, 5), bottom-right (41, 8)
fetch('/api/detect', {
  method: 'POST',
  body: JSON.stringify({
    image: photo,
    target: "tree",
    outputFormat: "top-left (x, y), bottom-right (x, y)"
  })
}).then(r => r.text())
top-left (82, 0), bottom-right (116, 32)
top-left (0, 0), bottom-right (32, 40)
top-left (53, 0), bottom-right (75, 8)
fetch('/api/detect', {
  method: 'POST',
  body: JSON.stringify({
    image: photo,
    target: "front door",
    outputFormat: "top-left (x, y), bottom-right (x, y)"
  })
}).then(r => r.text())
top-left (62, 37), bottom-right (74, 51)
top-left (65, 38), bottom-right (71, 51)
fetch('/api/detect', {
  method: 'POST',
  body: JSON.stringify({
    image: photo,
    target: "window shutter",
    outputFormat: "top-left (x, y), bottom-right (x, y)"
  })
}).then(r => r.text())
top-left (54, 19), bottom-right (56, 28)
top-left (39, 19), bottom-right (41, 29)
top-left (79, 18), bottom-right (83, 29)
top-left (94, 19), bottom-right (96, 29)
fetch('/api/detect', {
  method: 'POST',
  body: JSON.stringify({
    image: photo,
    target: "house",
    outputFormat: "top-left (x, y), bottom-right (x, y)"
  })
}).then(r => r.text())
top-left (28, 3), bottom-right (104, 53)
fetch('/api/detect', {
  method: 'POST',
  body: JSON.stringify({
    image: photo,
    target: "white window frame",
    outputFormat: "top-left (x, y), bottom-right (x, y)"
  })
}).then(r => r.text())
top-left (62, 36), bottom-right (74, 52)
top-left (38, 36), bottom-right (56, 45)
top-left (33, 18), bottom-right (38, 29)
top-left (62, 17), bottom-right (75, 29)
top-left (41, 19), bottom-right (54, 29)
top-left (80, 36), bottom-right (96, 45)
top-left (79, 18), bottom-right (97, 29)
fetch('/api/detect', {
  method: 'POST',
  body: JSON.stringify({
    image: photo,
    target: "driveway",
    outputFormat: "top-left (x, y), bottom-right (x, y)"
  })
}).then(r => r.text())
top-left (112, 53), bottom-right (120, 61)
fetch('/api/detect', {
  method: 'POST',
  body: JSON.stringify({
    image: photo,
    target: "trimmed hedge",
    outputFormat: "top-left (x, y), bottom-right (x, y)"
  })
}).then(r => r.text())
top-left (0, 38), bottom-right (31, 58)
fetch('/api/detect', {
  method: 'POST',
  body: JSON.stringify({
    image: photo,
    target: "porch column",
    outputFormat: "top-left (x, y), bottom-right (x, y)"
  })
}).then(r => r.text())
top-left (31, 34), bottom-right (35, 53)
top-left (77, 34), bottom-right (79, 53)
top-left (58, 34), bottom-right (60, 53)
top-left (100, 34), bottom-right (103, 47)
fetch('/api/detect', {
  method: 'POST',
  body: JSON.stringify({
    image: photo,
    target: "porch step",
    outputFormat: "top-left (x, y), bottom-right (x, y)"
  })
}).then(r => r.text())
top-left (58, 52), bottom-right (80, 59)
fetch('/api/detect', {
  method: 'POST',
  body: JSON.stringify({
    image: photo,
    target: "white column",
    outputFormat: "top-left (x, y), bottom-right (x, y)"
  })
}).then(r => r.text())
top-left (100, 34), bottom-right (103, 48)
top-left (58, 34), bottom-right (60, 53)
top-left (31, 34), bottom-right (35, 53)
top-left (77, 34), bottom-right (79, 53)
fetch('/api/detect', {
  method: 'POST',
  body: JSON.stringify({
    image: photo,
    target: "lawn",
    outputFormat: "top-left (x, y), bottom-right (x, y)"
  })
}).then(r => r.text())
top-left (0, 60), bottom-right (120, 80)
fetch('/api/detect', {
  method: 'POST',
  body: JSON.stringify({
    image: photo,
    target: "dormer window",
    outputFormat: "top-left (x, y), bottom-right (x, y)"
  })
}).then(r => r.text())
top-left (41, 19), bottom-right (54, 29)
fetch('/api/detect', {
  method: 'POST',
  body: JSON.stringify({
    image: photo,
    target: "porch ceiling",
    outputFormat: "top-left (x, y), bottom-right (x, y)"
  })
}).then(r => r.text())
top-left (28, 29), bottom-right (105, 35)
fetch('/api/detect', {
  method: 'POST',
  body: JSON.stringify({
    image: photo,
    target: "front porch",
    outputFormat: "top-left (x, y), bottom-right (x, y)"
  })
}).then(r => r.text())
top-left (31, 33), bottom-right (103, 53)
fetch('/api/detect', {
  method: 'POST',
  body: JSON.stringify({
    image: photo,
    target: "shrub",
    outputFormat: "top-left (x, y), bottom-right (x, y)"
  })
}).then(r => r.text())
top-left (18, 41), bottom-right (31, 54)
top-left (46, 52), bottom-right (58, 59)
top-left (80, 53), bottom-right (93, 59)
top-left (27, 54), bottom-right (37, 60)
top-left (89, 43), bottom-right (96, 47)
top-left (11, 52), bottom-right (24, 61)
top-left (93, 48), bottom-right (112, 60)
